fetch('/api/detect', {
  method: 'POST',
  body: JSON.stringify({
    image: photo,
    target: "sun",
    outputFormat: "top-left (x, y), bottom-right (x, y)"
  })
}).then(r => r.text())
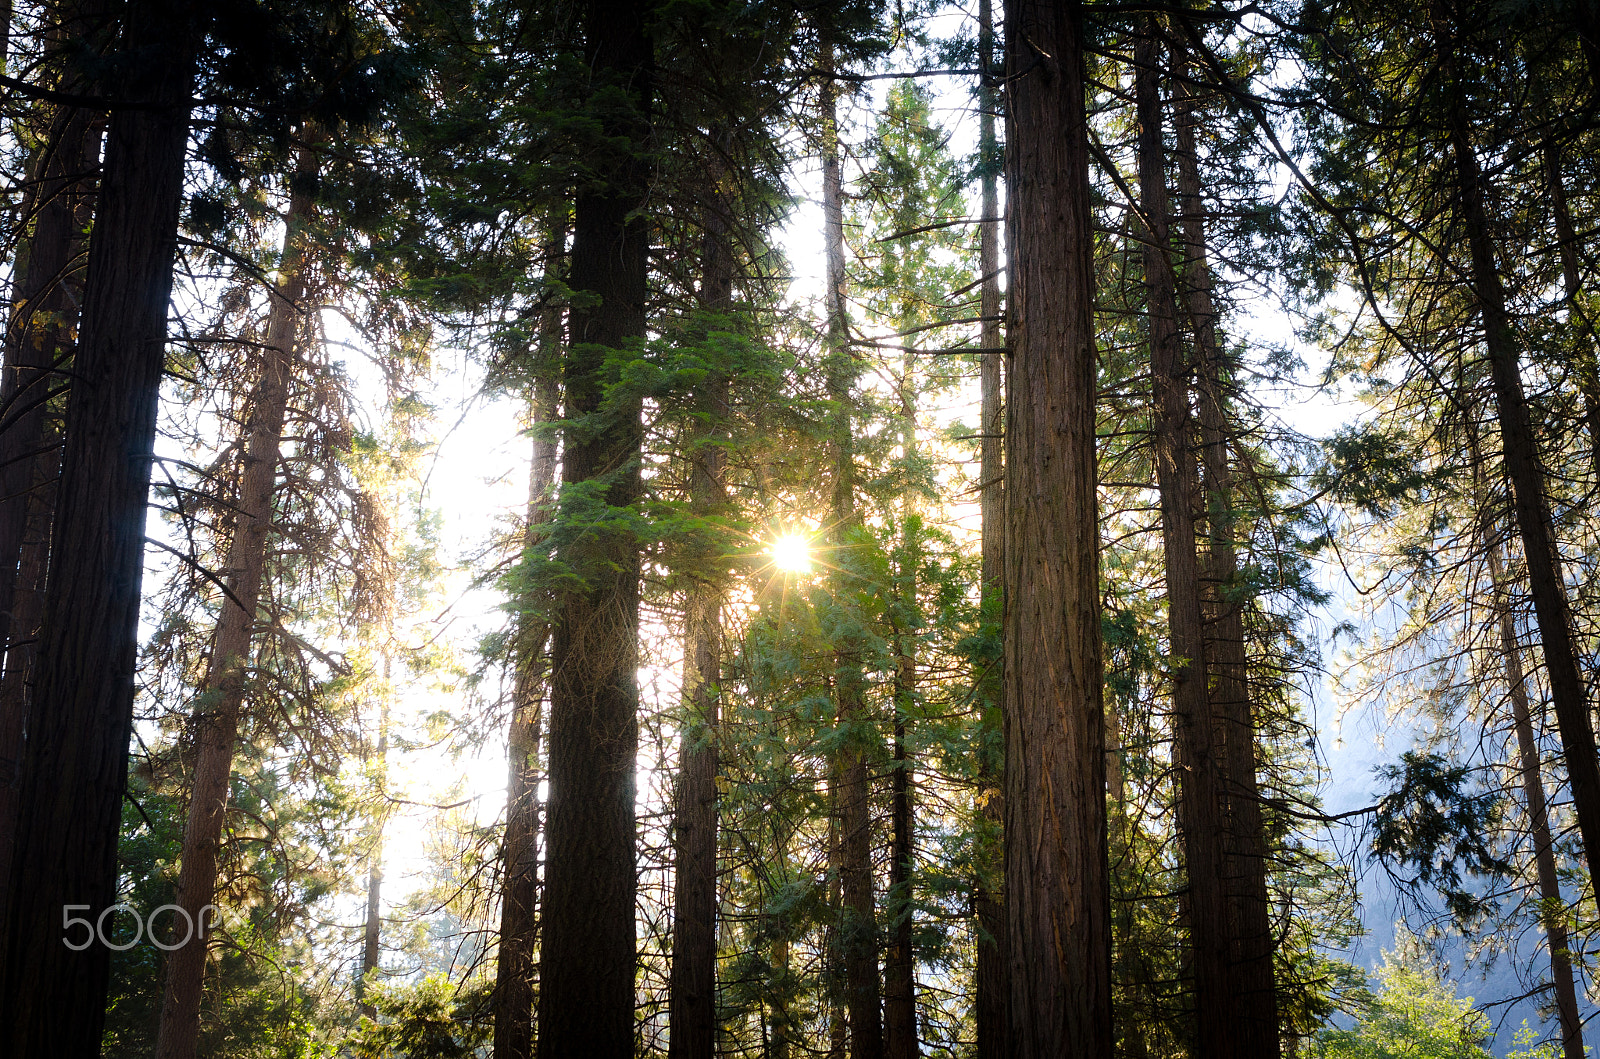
top-left (769, 533), bottom-right (813, 574)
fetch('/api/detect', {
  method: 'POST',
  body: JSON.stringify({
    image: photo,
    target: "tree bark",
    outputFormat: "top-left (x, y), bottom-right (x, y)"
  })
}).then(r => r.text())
top-left (494, 232), bottom-right (563, 1059)
top-left (0, 2), bottom-right (197, 1049)
top-left (1172, 48), bottom-right (1281, 1059)
top-left (1441, 18), bottom-right (1600, 911)
top-left (1485, 539), bottom-right (1585, 1059)
top-left (818, 35), bottom-right (885, 1059)
top-left (535, 0), bottom-right (650, 1051)
top-left (154, 140), bottom-right (318, 1059)
top-left (0, 0), bottom-right (108, 914)
top-left (667, 183), bottom-right (734, 1059)
top-left (1001, 0), bottom-right (1113, 1053)
top-left (885, 355), bottom-right (917, 1059)
top-left (973, 0), bottom-right (1008, 1050)
top-left (1134, 30), bottom-right (1239, 1059)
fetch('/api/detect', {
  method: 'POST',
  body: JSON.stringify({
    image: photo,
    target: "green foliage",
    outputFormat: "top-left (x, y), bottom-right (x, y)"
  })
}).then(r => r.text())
top-left (1373, 753), bottom-right (1508, 922)
top-left (346, 978), bottom-right (490, 1059)
top-left (1309, 936), bottom-right (1493, 1059)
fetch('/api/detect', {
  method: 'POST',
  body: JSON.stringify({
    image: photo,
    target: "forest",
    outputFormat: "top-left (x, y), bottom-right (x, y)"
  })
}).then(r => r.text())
top-left (0, 0), bottom-right (1595, 1055)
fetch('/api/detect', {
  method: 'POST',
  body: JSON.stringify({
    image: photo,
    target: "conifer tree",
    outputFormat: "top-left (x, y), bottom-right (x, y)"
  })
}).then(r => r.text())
top-left (1001, 0), bottom-right (1113, 1051)
top-left (535, 0), bottom-right (652, 1050)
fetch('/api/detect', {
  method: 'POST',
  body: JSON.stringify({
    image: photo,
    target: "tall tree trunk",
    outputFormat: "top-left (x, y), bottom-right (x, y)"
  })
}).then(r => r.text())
top-left (885, 354), bottom-right (917, 1059)
top-left (827, 815), bottom-right (848, 1059)
top-left (1459, 411), bottom-right (1586, 1059)
top-left (0, 0), bottom-right (108, 912)
top-left (1172, 48), bottom-right (1280, 1059)
top-left (0, 3), bottom-right (197, 1049)
top-left (972, 0), bottom-right (1008, 1050)
top-left (1540, 138), bottom-right (1600, 481)
top-left (820, 36), bottom-right (885, 1059)
top-left (667, 182), bottom-right (734, 1059)
top-left (1440, 17), bottom-right (1600, 910)
top-left (356, 700), bottom-right (388, 1019)
top-left (535, 0), bottom-right (650, 1051)
top-left (1001, 0), bottom-right (1113, 1052)
top-left (155, 141), bottom-right (318, 1059)
top-left (771, 933), bottom-right (793, 1059)
top-left (1134, 30), bottom-right (1238, 1059)
top-left (494, 233), bottom-right (563, 1059)
top-left (1485, 540), bottom-right (1585, 1059)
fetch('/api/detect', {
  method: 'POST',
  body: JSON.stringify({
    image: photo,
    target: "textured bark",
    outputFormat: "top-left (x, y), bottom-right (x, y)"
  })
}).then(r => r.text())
top-left (1441, 24), bottom-right (1600, 908)
top-left (771, 934), bottom-right (795, 1059)
top-left (667, 191), bottom-right (733, 1059)
top-left (1485, 541), bottom-right (1584, 1059)
top-left (1134, 33), bottom-right (1238, 1059)
top-left (820, 35), bottom-right (884, 1059)
top-left (0, 0), bottom-right (107, 911)
top-left (494, 236), bottom-right (562, 1059)
top-left (0, 3), bottom-right (196, 1049)
top-left (155, 143), bottom-right (318, 1059)
top-left (972, 0), bottom-right (1008, 1050)
top-left (1172, 51), bottom-right (1280, 1059)
top-left (1001, 0), bottom-right (1113, 1053)
top-left (827, 815), bottom-right (848, 1059)
top-left (535, 0), bottom-right (650, 1051)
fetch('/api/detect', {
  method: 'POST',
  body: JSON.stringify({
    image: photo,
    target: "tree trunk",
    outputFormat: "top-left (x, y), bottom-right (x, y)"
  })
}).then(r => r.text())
top-left (1172, 48), bottom-right (1280, 1059)
top-left (885, 356), bottom-right (917, 1059)
top-left (356, 702), bottom-right (388, 1018)
top-left (973, 0), bottom-right (1008, 1050)
top-left (1485, 540), bottom-right (1585, 1059)
top-left (1134, 30), bottom-right (1238, 1059)
top-left (494, 233), bottom-right (563, 1059)
top-left (1441, 22), bottom-right (1600, 910)
top-left (667, 184), bottom-right (734, 1059)
top-left (820, 35), bottom-right (885, 1059)
top-left (0, 0), bottom-right (108, 914)
top-left (0, 3), bottom-right (197, 1049)
top-left (535, 0), bottom-right (650, 1051)
top-left (1540, 138), bottom-right (1600, 481)
top-left (1001, 0), bottom-right (1113, 1052)
top-left (154, 141), bottom-right (318, 1059)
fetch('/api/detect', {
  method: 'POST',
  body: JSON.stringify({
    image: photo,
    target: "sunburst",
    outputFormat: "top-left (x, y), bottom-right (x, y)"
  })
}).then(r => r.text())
top-left (769, 533), bottom-right (813, 574)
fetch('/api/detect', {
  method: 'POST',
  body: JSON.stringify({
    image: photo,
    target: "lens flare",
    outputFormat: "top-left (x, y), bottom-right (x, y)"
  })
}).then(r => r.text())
top-left (770, 533), bottom-right (812, 573)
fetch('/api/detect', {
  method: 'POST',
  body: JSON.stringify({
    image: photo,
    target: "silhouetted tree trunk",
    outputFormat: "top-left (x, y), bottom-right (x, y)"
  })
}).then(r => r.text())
top-left (1441, 13), bottom-right (1600, 912)
top-left (494, 231), bottom-right (562, 1059)
top-left (1172, 46), bottom-right (1281, 1059)
top-left (0, 0), bottom-right (108, 912)
top-left (535, 0), bottom-right (650, 1050)
top-left (1460, 414), bottom-right (1586, 1059)
top-left (667, 182), bottom-right (734, 1059)
top-left (155, 141), bottom-right (319, 1059)
top-left (1001, 0), bottom-right (1113, 1052)
top-left (1486, 541), bottom-right (1584, 1059)
top-left (0, 3), bottom-right (197, 1049)
top-left (819, 34), bottom-right (884, 1059)
top-left (1134, 30), bottom-right (1238, 1059)
top-left (885, 353), bottom-right (917, 1059)
top-left (973, 0), bottom-right (1008, 1050)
